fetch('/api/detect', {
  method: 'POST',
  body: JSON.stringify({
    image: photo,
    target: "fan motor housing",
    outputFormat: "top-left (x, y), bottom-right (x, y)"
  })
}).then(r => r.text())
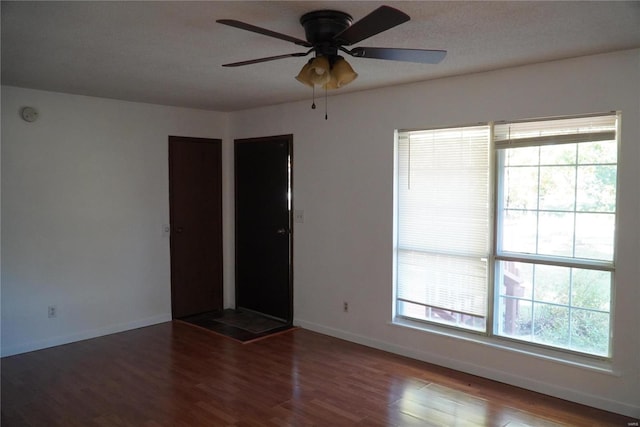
top-left (300, 10), bottom-right (352, 46)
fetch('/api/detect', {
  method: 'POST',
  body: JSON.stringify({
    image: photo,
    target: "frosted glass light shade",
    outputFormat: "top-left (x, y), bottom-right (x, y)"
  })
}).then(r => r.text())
top-left (296, 56), bottom-right (332, 87)
top-left (308, 56), bottom-right (331, 86)
top-left (324, 57), bottom-right (358, 90)
top-left (295, 62), bottom-right (314, 87)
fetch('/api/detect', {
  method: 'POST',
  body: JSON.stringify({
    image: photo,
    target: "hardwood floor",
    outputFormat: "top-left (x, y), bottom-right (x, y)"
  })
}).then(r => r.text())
top-left (1, 321), bottom-right (634, 426)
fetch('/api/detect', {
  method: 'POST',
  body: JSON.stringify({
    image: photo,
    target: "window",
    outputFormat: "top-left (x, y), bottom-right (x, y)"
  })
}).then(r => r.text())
top-left (494, 114), bottom-right (618, 357)
top-left (394, 113), bottom-right (618, 358)
top-left (395, 125), bottom-right (490, 331)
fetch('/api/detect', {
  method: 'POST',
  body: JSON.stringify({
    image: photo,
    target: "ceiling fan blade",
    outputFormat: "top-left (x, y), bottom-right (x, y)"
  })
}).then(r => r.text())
top-left (333, 6), bottom-right (410, 46)
top-left (217, 19), bottom-right (312, 47)
top-left (349, 47), bottom-right (447, 64)
top-left (222, 51), bottom-right (311, 67)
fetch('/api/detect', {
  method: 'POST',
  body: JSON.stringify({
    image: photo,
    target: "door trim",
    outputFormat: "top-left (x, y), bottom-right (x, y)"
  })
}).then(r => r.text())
top-left (234, 134), bottom-right (293, 323)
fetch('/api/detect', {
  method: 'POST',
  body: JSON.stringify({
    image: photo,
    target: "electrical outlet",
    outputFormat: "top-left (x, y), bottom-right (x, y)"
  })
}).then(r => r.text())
top-left (294, 210), bottom-right (304, 224)
top-left (48, 305), bottom-right (57, 318)
top-left (343, 301), bottom-right (349, 313)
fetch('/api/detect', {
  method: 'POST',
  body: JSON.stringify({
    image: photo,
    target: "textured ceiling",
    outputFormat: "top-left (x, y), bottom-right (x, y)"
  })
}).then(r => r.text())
top-left (2, 1), bottom-right (640, 112)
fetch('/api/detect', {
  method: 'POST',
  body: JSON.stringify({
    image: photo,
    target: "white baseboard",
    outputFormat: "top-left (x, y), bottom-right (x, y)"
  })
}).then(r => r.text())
top-left (294, 318), bottom-right (640, 419)
top-left (1, 313), bottom-right (172, 357)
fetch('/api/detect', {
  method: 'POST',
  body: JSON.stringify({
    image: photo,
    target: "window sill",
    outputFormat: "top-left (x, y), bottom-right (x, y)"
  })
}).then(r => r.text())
top-left (390, 317), bottom-right (619, 376)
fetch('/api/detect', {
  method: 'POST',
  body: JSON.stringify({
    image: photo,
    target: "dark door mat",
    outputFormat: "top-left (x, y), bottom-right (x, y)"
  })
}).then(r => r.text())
top-left (179, 309), bottom-right (294, 343)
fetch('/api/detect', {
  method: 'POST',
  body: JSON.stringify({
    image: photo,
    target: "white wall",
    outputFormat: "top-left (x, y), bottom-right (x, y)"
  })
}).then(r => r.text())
top-left (1, 86), bottom-right (231, 356)
top-left (230, 49), bottom-right (640, 418)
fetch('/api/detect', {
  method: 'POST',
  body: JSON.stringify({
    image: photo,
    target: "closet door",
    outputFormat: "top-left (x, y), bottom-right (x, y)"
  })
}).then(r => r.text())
top-left (169, 136), bottom-right (223, 318)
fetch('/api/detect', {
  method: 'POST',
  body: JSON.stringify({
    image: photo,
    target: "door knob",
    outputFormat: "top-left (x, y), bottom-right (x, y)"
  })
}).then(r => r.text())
top-left (277, 228), bottom-right (287, 235)
top-left (176, 227), bottom-right (184, 234)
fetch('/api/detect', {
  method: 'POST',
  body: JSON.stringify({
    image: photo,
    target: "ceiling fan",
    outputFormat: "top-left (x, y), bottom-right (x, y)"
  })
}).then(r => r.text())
top-left (217, 5), bottom-right (446, 91)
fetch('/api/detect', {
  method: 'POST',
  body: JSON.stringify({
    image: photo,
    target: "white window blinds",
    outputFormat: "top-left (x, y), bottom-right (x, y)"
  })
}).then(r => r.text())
top-left (396, 126), bottom-right (490, 320)
top-left (494, 114), bottom-right (617, 148)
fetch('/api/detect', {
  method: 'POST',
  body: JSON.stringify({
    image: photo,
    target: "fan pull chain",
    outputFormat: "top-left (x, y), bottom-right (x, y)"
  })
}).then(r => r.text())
top-left (311, 86), bottom-right (316, 109)
top-left (324, 87), bottom-right (328, 120)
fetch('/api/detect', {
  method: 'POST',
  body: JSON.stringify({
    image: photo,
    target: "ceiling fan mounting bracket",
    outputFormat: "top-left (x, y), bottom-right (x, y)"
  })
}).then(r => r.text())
top-left (300, 10), bottom-right (352, 46)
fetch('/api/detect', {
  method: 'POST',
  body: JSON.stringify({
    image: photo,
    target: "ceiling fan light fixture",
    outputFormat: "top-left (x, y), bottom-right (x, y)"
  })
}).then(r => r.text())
top-left (324, 57), bottom-right (358, 90)
top-left (296, 56), bottom-right (357, 90)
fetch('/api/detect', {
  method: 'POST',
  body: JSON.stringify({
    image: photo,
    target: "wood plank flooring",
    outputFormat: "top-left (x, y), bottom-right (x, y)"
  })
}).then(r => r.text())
top-left (1, 321), bottom-right (635, 426)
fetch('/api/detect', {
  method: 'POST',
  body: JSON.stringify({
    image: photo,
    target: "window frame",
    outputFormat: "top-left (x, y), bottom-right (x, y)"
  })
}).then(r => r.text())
top-left (393, 112), bottom-right (619, 361)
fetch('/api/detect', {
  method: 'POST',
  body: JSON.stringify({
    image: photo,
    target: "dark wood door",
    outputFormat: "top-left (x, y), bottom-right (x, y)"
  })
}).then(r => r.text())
top-left (169, 136), bottom-right (223, 318)
top-left (235, 135), bottom-right (292, 322)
